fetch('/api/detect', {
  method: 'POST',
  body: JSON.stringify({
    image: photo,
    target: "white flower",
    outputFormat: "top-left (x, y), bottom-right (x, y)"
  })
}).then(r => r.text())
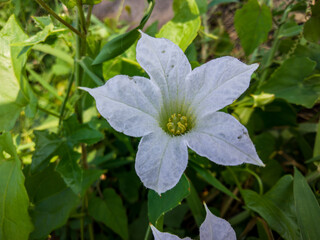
top-left (151, 204), bottom-right (236, 240)
top-left (80, 32), bottom-right (264, 194)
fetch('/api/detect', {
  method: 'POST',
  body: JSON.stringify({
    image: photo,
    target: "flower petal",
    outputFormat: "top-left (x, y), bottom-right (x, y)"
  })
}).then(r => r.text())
top-left (135, 130), bottom-right (188, 194)
top-left (186, 112), bottom-right (264, 166)
top-left (185, 56), bottom-right (258, 118)
top-left (80, 75), bottom-right (162, 137)
top-left (151, 225), bottom-right (192, 240)
top-left (136, 31), bottom-right (192, 109)
top-left (200, 204), bottom-right (236, 240)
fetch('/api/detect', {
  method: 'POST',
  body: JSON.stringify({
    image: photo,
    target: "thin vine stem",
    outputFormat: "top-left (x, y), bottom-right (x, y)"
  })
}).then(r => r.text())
top-left (59, 71), bottom-right (74, 127)
top-left (34, 0), bottom-right (85, 38)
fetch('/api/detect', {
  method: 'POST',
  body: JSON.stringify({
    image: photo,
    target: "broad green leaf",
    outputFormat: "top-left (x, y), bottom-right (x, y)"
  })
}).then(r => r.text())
top-left (264, 175), bottom-right (296, 220)
top-left (157, 0), bottom-right (201, 51)
top-left (118, 171), bottom-right (141, 203)
top-left (88, 188), bottom-right (129, 240)
top-left (32, 16), bottom-right (52, 29)
top-left (148, 174), bottom-right (190, 225)
top-left (242, 189), bottom-right (300, 240)
top-left (293, 168), bottom-right (320, 240)
top-left (234, 0), bottom-right (272, 55)
top-left (294, 43), bottom-right (320, 71)
top-left (196, 0), bottom-right (207, 14)
top-left (25, 164), bottom-right (79, 240)
top-left (0, 133), bottom-right (33, 240)
top-left (31, 130), bottom-right (62, 173)
top-left (261, 56), bottom-right (317, 108)
top-left (56, 144), bottom-right (103, 195)
top-left (189, 160), bottom-right (238, 200)
top-left (0, 15), bottom-right (37, 131)
top-left (186, 181), bottom-right (205, 226)
top-left (303, 1), bottom-right (320, 43)
top-left (63, 115), bottom-right (104, 145)
top-left (93, 0), bottom-right (155, 65)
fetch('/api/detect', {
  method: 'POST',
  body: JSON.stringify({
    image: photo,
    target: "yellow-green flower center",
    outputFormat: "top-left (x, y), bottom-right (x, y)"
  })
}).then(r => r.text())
top-left (167, 113), bottom-right (188, 135)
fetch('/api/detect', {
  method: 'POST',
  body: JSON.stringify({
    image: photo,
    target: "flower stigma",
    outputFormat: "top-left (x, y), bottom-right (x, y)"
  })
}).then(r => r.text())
top-left (167, 113), bottom-right (188, 135)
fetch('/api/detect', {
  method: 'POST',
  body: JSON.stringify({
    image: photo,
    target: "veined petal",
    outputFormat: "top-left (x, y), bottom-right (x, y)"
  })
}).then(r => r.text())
top-left (80, 75), bottom-right (162, 137)
top-left (136, 31), bottom-right (192, 110)
top-left (135, 129), bottom-right (188, 194)
top-left (186, 112), bottom-right (264, 166)
top-left (185, 56), bottom-right (258, 118)
top-left (200, 204), bottom-right (236, 240)
top-left (151, 225), bottom-right (192, 240)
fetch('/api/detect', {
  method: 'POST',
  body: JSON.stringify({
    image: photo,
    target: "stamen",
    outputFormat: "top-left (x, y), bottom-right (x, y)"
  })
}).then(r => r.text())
top-left (166, 113), bottom-right (188, 135)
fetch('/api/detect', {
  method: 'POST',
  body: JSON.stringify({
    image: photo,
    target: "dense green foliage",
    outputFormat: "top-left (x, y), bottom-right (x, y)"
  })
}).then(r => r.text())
top-left (0, 0), bottom-right (319, 239)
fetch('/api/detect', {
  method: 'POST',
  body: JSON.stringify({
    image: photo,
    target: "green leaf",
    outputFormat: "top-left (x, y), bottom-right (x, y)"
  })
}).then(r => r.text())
top-left (293, 168), bottom-right (320, 240)
top-left (186, 180), bottom-right (205, 226)
top-left (79, 56), bottom-right (104, 86)
top-left (261, 56), bottom-right (317, 108)
top-left (25, 164), bottom-right (79, 240)
top-left (92, 0), bottom-right (155, 65)
top-left (0, 15), bottom-right (37, 131)
top-left (118, 171), bottom-right (141, 203)
top-left (11, 23), bottom-right (57, 47)
top-left (88, 188), bottom-right (129, 240)
top-left (148, 174), bottom-right (190, 225)
top-left (242, 175), bottom-right (300, 240)
top-left (278, 21), bottom-right (303, 38)
top-left (56, 144), bottom-right (103, 195)
top-left (63, 115), bottom-right (104, 146)
top-left (157, 0), bottom-right (201, 51)
top-left (195, 0), bottom-right (207, 14)
top-left (0, 133), bottom-right (33, 240)
top-left (32, 44), bottom-right (74, 66)
top-left (234, 0), bottom-right (272, 55)
top-left (242, 190), bottom-right (299, 240)
top-left (303, 1), bottom-right (320, 43)
top-left (294, 43), bottom-right (320, 71)
top-left (31, 130), bottom-right (62, 173)
top-left (189, 160), bottom-right (238, 200)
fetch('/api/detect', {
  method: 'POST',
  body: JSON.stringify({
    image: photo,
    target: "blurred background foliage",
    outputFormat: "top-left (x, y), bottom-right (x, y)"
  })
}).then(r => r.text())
top-left (0, 0), bottom-right (319, 239)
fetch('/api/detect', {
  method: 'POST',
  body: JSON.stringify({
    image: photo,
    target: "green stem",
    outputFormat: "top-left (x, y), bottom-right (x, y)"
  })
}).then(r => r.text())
top-left (144, 225), bottom-right (151, 240)
top-left (227, 167), bottom-right (243, 191)
top-left (236, 168), bottom-right (264, 195)
top-left (76, 0), bottom-right (87, 35)
top-left (59, 71), bottom-right (74, 126)
top-left (86, 5), bottom-right (93, 30)
top-left (34, 0), bottom-right (85, 38)
top-left (38, 105), bottom-right (60, 118)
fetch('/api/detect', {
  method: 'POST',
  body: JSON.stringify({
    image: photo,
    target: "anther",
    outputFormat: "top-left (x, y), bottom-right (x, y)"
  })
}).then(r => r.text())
top-left (166, 113), bottom-right (188, 135)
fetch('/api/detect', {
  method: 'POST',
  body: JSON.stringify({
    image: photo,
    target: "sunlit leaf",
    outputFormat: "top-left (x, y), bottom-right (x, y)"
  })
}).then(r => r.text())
top-left (0, 15), bottom-right (37, 131)
top-left (0, 133), bottom-right (33, 240)
top-left (157, 0), bottom-right (201, 51)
